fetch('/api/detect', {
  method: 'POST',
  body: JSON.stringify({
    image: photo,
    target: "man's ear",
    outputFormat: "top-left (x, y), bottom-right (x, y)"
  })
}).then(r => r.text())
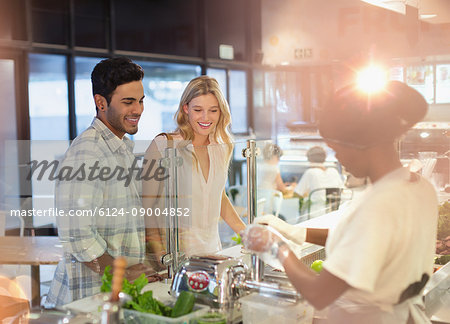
top-left (94, 94), bottom-right (107, 111)
top-left (182, 104), bottom-right (189, 114)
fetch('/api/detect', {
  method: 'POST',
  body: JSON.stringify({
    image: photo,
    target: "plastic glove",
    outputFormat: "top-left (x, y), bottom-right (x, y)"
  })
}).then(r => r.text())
top-left (254, 215), bottom-right (306, 245)
top-left (241, 224), bottom-right (290, 270)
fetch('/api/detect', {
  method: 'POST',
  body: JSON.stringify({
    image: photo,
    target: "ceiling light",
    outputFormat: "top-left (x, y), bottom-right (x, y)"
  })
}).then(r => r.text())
top-left (420, 14), bottom-right (437, 19)
top-left (356, 65), bottom-right (388, 93)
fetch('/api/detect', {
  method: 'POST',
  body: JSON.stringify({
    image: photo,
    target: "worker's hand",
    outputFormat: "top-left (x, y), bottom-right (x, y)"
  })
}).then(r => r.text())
top-left (241, 224), bottom-right (291, 269)
top-left (241, 224), bottom-right (278, 253)
top-left (254, 215), bottom-right (306, 245)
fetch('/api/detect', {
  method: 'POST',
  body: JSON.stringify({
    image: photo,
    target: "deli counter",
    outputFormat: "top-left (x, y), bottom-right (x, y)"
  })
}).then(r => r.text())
top-left (2, 135), bottom-right (449, 324)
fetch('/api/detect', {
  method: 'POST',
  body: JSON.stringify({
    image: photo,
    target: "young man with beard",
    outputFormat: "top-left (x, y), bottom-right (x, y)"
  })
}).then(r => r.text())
top-left (46, 57), bottom-right (158, 306)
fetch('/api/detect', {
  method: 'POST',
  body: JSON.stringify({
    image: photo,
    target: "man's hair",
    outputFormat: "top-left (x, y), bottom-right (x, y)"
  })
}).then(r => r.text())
top-left (91, 57), bottom-right (144, 105)
top-left (307, 146), bottom-right (326, 163)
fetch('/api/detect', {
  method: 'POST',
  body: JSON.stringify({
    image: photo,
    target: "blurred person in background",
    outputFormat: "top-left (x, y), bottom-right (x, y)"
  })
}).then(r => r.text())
top-left (294, 145), bottom-right (344, 198)
top-left (258, 143), bottom-right (295, 196)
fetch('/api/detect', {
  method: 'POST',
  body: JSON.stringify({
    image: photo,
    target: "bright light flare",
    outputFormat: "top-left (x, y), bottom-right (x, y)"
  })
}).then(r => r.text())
top-left (356, 65), bottom-right (388, 93)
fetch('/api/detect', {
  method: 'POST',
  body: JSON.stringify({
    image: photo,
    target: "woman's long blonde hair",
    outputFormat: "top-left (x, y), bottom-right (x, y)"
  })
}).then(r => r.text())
top-left (174, 75), bottom-right (234, 164)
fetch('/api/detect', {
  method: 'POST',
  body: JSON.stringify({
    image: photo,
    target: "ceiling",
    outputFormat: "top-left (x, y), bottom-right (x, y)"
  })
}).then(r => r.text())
top-left (418, 0), bottom-right (450, 24)
top-left (362, 0), bottom-right (450, 24)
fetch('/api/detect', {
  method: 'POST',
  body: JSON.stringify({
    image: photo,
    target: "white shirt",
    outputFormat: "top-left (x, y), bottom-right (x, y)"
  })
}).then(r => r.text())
top-left (47, 118), bottom-right (145, 306)
top-left (323, 167), bottom-right (438, 323)
top-left (258, 162), bottom-right (280, 190)
top-left (152, 134), bottom-right (230, 256)
top-left (295, 167), bottom-right (344, 197)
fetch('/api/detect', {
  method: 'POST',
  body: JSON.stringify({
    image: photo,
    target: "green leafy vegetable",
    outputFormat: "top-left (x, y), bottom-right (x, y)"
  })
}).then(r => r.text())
top-left (100, 265), bottom-right (113, 293)
top-left (231, 233), bottom-right (242, 245)
top-left (100, 266), bottom-right (195, 318)
top-left (438, 202), bottom-right (450, 240)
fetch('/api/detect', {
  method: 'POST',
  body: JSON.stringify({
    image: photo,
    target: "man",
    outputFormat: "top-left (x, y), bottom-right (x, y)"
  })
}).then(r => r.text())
top-left (46, 57), bottom-right (156, 306)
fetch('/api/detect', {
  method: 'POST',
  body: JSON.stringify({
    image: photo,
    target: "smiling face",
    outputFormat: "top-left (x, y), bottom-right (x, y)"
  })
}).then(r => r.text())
top-left (183, 93), bottom-right (220, 142)
top-left (96, 80), bottom-right (144, 138)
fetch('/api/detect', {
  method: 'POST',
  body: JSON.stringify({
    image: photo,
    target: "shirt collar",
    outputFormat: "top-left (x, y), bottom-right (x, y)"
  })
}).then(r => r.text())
top-left (373, 166), bottom-right (411, 187)
top-left (91, 117), bottom-right (135, 153)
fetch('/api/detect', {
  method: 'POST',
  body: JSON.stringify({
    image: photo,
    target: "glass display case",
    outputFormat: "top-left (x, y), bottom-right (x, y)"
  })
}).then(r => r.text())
top-left (399, 121), bottom-right (450, 196)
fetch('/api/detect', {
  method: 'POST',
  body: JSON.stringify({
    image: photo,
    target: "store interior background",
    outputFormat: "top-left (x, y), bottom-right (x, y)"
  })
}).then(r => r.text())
top-left (0, 0), bottom-right (449, 302)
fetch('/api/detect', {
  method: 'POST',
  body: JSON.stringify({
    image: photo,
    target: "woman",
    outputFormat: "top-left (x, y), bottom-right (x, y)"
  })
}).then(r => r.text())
top-left (244, 81), bottom-right (438, 323)
top-left (143, 76), bottom-right (246, 258)
top-left (258, 143), bottom-right (295, 194)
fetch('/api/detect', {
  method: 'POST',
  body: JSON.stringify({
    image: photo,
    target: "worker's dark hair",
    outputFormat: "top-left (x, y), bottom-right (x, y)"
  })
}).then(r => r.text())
top-left (318, 81), bottom-right (428, 148)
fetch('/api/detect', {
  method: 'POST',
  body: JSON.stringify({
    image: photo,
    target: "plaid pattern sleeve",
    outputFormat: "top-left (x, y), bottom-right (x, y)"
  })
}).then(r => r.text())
top-left (46, 118), bottom-right (145, 306)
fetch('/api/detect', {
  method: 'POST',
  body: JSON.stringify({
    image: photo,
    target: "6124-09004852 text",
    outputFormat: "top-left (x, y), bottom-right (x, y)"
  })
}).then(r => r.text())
top-left (9, 207), bottom-right (191, 218)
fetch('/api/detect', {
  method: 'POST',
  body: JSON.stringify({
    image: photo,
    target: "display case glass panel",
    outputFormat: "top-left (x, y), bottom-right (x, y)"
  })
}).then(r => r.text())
top-left (436, 64), bottom-right (450, 104)
top-left (406, 64), bottom-right (434, 104)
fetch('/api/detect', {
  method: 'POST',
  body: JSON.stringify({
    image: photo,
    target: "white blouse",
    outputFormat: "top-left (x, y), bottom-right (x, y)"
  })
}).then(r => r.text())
top-left (152, 133), bottom-right (230, 256)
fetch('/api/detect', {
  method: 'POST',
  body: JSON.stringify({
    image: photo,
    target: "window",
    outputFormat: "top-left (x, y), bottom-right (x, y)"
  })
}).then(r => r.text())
top-left (263, 71), bottom-right (304, 136)
top-left (0, 59), bottom-right (20, 219)
top-left (406, 65), bottom-right (434, 104)
top-left (74, 56), bottom-right (106, 135)
top-left (436, 64), bottom-right (450, 104)
top-left (131, 61), bottom-right (201, 141)
top-left (29, 53), bottom-right (71, 228)
top-left (207, 68), bottom-right (228, 98)
top-left (207, 68), bottom-right (248, 134)
top-left (389, 66), bottom-right (404, 82)
top-left (29, 53), bottom-right (69, 140)
top-left (229, 70), bottom-right (248, 133)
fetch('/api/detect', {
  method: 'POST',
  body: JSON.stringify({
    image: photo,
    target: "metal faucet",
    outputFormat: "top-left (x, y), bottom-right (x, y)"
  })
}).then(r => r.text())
top-left (242, 140), bottom-right (264, 282)
top-left (160, 146), bottom-right (185, 279)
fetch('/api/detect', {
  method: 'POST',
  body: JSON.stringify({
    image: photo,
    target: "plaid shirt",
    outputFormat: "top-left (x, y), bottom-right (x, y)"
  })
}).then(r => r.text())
top-left (46, 118), bottom-right (145, 306)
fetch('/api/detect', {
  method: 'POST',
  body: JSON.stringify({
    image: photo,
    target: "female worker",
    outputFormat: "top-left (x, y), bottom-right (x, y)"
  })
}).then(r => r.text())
top-left (244, 80), bottom-right (438, 323)
top-left (143, 76), bottom-right (246, 258)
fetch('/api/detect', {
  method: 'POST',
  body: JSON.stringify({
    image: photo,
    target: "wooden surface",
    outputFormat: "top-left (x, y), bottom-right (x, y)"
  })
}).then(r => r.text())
top-left (0, 236), bottom-right (63, 307)
top-left (0, 236), bottom-right (62, 266)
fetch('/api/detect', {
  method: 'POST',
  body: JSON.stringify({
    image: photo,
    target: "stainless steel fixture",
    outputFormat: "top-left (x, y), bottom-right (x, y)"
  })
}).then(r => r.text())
top-left (160, 146), bottom-right (185, 279)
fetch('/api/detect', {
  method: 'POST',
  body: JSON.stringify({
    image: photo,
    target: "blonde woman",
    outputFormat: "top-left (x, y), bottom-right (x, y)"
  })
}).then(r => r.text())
top-left (143, 76), bottom-right (246, 259)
